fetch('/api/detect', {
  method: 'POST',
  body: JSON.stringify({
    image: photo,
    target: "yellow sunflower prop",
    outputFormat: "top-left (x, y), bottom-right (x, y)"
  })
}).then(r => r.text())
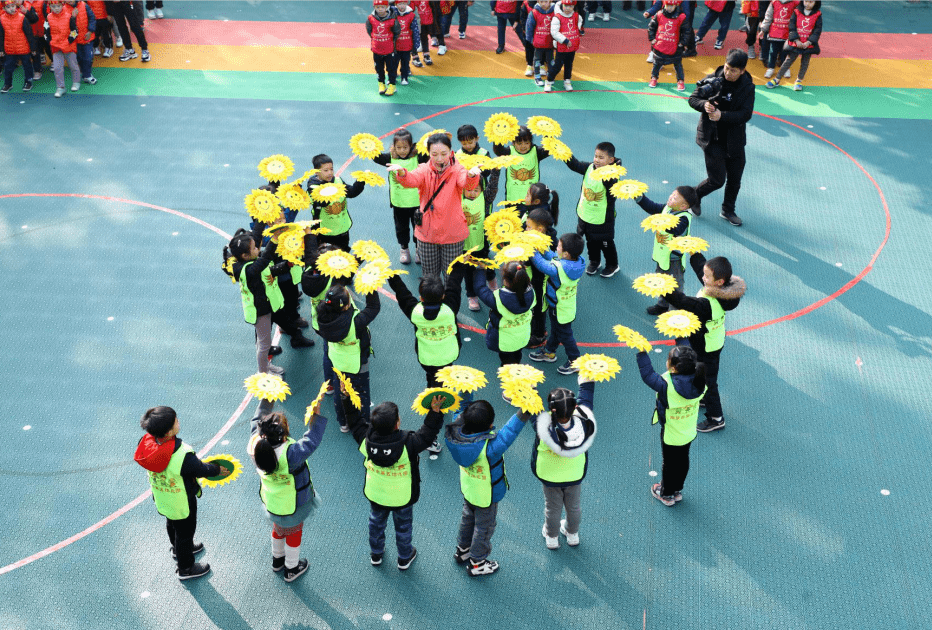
top-left (572, 354), bottom-right (621, 382)
top-left (483, 112), bottom-right (520, 145)
top-left (457, 153), bottom-right (491, 170)
top-left (632, 273), bottom-right (678, 298)
top-left (354, 260), bottom-right (392, 295)
top-left (316, 250), bottom-right (359, 279)
top-left (542, 137), bottom-right (573, 162)
top-left (305, 380), bottom-right (331, 425)
top-left (512, 230), bottom-right (552, 253)
top-left (200, 454), bottom-right (243, 489)
top-left (446, 247), bottom-right (480, 274)
top-left (436, 365), bottom-right (488, 393)
top-left (351, 170), bottom-right (386, 187)
top-left (244, 372), bottom-right (291, 402)
top-left (276, 185), bottom-right (312, 212)
top-left (244, 189), bottom-right (282, 224)
top-left (223, 256), bottom-right (237, 283)
top-left (502, 382), bottom-right (545, 414)
top-left (349, 133), bottom-right (384, 160)
top-left (484, 209), bottom-right (523, 245)
top-left (351, 239), bottom-right (389, 263)
top-left (655, 310), bottom-right (702, 338)
top-left (592, 164), bottom-right (628, 181)
top-left (411, 387), bottom-right (462, 415)
top-left (497, 199), bottom-right (523, 207)
top-left (262, 220), bottom-right (321, 238)
top-left (498, 363), bottom-right (546, 386)
top-left (610, 179), bottom-right (650, 200)
top-left (496, 241), bottom-right (536, 264)
top-left (310, 182), bottom-right (347, 205)
top-left (668, 236), bottom-right (709, 255)
top-left (482, 154), bottom-right (524, 171)
top-left (333, 368), bottom-right (362, 410)
top-left (526, 115), bottom-right (562, 138)
top-left (276, 229), bottom-right (306, 266)
top-left (284, 169), bottom-right (319, 188)
top-left (640, 213), bottom-right (681, 233)
top-left (612, 324), bottom-right (653, 353)
top-left (416, 129), bottom-right (451, 155)
top-left (257, 154), bottom-right (295, 182)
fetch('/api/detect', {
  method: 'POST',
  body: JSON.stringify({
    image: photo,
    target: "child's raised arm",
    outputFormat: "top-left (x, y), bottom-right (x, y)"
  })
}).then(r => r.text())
top-left (636, 350), bottom-right (667, 394)
top-left (387, 274), bottom-right (419, 319)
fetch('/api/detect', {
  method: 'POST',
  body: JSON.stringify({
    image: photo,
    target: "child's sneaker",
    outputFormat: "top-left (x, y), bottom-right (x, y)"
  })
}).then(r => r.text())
top-left (170, 542), bottom-right (205, 560)
top-left (93, 47), bottom-right (101, 55)
top-left (82, 76), bottom-right (97, 85)
top-left (524, 65), bottom-right (533, 77)
top-left (694, 37), bottom-right (703, 45)
top-left (544, 81), bottom-right (553, 92)
top-left (415, 249), bottom-right (421, 264)
top-left (560, 519), bottom-right (580, 546)
top-left (378, 81), bottom-right (386, 95)
top-left (557, 360), bottom-right (579, 375)
top-left (119, 49), bottom-right (137, 62)
top-left (147, 8), bottom-right (155, 18)
top-left (468, 558), bottom-right (499, 576)
top-left (0, 85), bottom-right (11, 94)
top-left (458, 32), bottom-right (466, 39)
top-left (585, 262), bottom-right (599, 275)
top-left (283, 559), bottom-right (309, 582)
top-left (714, 40), bottom-right (724, 49)
top-left (385, 84), bottom-right (396, 96)
top-left (542, 525), bottom-right (559, 550)
top-left (765, 79), bottom-right (779, 89)
top-left (268, 364), bottom-right (285, 376)
top-left (399, 247), bottom-right (411, 264)
top-left (784, 69), bottom-right (791, 78)
top-left (155, 7), bottom-right (164, 18)
top-left (54, 87), bottom-right (66, 98)
top-left (534, 77), bottom-right (544, 87)
top-left (141, 49), bottom-right (151, 62)
top-left (646, 51), bottom-right (654, 63)
top-left (272, 556), bottom-right (285, 572)
top-left (563, 79), bottom-right (573, 91)
top-left (764, 67), bottom-right (774, 78)
top-left (793, 80), bottom-right (803, 91)
top-left (177, 562), bottom-right (211, 580)
top-left (529, 350), bottom-right (557, 363)
top-left (103, 48), bottom-right (113, 58)
top-left (454, 545), bottom-right (471, 564)
top-left (33, 71), bottom-right (42, 80)
top-left (588, 12), bottom-right (596, 21)
top-left (468, 297), bottom-right (480, 311)
top-left (747, 44), bottom-right (756, 59)
top-left (651, 483), bottom-right (676, 506)
top-left (600, 265), bottom-right (619, 278)
top-left (22, 82), bottom-right (32, 92)
top-left (370, 552), bottom-right (383, 566)
top-left (427, 440), bottom-right (442, 454)
top-left (648, 76), bottom-right (658, 88)
top-left (339, 423), bottom-right (350, 433)
top-left (397, 547), bottom-right (417, 570)
top-left (602, 13), bottom-right (610, 21)
top-left (430, 37), bottom-right (439, 47)
top-left (424, 54), bottom-right (432, 65)
top-left (673, 491), bottom-right (683, 503)
top-left (412, 56), bottom-right (423, 68)
top-left (401, 78), bottom-right (409, 85)
top-left (697, 417), bottom-right (725, 432)
top-left (114, 36), bottom-right (123, 48)
top-left (676, 80), bottom-right (685, 91)
top-left (71, 82), bottom-right (80, 92)
top-left (438, 45), bottom-right (447, 55)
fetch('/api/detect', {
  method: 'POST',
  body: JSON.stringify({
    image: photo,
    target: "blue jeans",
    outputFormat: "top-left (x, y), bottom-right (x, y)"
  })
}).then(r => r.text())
top-left (369, 504), bottom-right (414, 559)
top-left (696, 3), bottom-right (734, 43)
top-left (3, 54), bottom-right (34, 88)
top-left (76, 43), bottom-right (94, 79)
top-left (441, 1), bottom-right (469, 35)
top-left (495, 12), bottom-right (517, 49)
top-left (544, 309), bottom-right (580, 361)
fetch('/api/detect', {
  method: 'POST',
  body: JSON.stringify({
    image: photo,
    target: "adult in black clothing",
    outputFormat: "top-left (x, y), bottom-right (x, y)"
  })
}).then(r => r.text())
top-left (688, 48), bottom-right (755, 227)
top-left (109, 0), bottom-right (150, 62)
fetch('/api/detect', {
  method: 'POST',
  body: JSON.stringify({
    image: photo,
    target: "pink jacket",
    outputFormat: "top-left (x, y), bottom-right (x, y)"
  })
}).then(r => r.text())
top-left (395, 157), bottom-right (480, 245)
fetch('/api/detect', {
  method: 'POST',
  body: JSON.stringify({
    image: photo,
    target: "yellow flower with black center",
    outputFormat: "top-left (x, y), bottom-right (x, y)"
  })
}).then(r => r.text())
top-left (199, 455), bottom-right (243, 489)
top-left (411, 388), bottom-right (462, 415)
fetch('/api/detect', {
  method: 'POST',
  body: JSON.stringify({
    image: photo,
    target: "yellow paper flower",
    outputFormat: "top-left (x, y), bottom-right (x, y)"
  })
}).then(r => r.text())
top-left (311, 226), bottom-right (332, 235)
top-left (284, 169), bottom-right (319, 188)
top-left (572, 354), bottom-right (621, 382)
top-left (655, 310), bottom-right (702, 338)
top-left (484, 112), bottom-right (520, 145)
top-left (612, 324), bottom-right (653, 352)
top-left (498, 363), bottom-right (546, 386)
top-left (276, 185), bottom-right (312, 211)
top-left (668, 236), bottom-right (710, 255)
top-left (351, 170), bottom-right (387, 187)
top-left (502, 382), bottom-right (544, 414)
top-left (496, 242), bottom-right (536, 264)
top-left (512, 230), bottom-right (552, 253)
top-left (310, 182), bottom-right (347, 205)
top-left (411, 387), bottom-right (462, 416)
top-left (276, 229), bottom-right (306, 266)
top-left (526, 115), bottom-right (562, 138)
top-left (592, 164), bottom-right (628, 181)
top-left (484, 209), bottom-right (523, 245)
top-left (416, 129), bottom-right (451, 155)
top-left (640, 213), bottom-right (681, 233)
top-left (257, 154), bottom-right (295, 182)
top-left (482, 154), bottom-right (524, 171)
top-left (541, 137), bottom-right (573, 162)
top-left (457, 153), bottom-right (491, 170)
top-left (244, 189), bottom-right (282, 224)
top-left (447, 247), bottom-right (479, 274)
top-left (200, 455), bottom-right (243, 489)
top-left (611, 179), bottom-right (649, 200)
top-left (305, 380), bottom-right (331, 425)
top-left (223, 256), bottom-right (237, 283)
top-left (349, 133), bottom-right (384, 160)
top-left (244, 372), bottom-right (291, 402)
top-left (436, 365), bottom-right (488, 393)
top-left (351, 240), bottom-right (389, 263)
top-left (354, 260), bottom-right (391, 295)
top-left (333, 368), bottom-right (362, 410)
top-left (316, 250), bottom-right (359, 279)
top-left (632, 273), bottom-right (678, 298)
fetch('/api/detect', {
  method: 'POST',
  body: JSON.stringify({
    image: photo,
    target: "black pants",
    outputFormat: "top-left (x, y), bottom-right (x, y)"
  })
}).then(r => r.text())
top-left (698, 347), bottom-right (722, 419)
top-left (696, 142), bottom-right (746, 214)
top-left (393, 205), bottom-right (418, 246)
top-left (278, 277), bottom-right (301, 324)
top-left (110, 1), bottom-right (148, 50)
top-left (498, 349), bottom-right (522, 366)
top-left (587, 1), bottom-right (612, 13)
top-left (166, 499), bottom-right (197, 570)
top-left (422, 364), bottom-right (445, 388)
top-left (547, 51), bottom-right (575, 82)
top-left (530, 271), bottom-right (547, 340)
top-left (395, 49), bottom-right (411, 80)
top-left (317, 231), bottom-right (351, 252)
top-left (522, 39), bottom-right (534, 66)
top-left (95, 18), bottom-right (113, 48)
top-left (271, 306), bottom-right (305, 340)
top-left (659, 431), bottom-right (692, 495)
top-left (441, 0), bottom-right (469, 35)
top-left (373, 52), bottom-right (397, 85)
top-left (577, 218), bottom-right (618, 268)
top-left (145, 0), bottom-right (163, 8)
top-left (652, 56), bottom-right (684, 81)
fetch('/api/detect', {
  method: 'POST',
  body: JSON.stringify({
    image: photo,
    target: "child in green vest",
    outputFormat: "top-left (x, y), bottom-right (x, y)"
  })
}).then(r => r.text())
top-left (564, 141), bottom-right (622, 278)
top-left (665, 253), bottom-right (745, 433)
top-left (528, 232), bottom-right (586, 375)
top-left (346, 393), bottom-right (445, 570)
top-left (472, 260), bottom-right (535, 367)
top-left (492, 125), bottom-right (551, 202)
top-left (533, 376), bottom-right (597, 549)
top-left (525, 183), bottom-right (560, 346)
top-left (371, 129), bottom-right (429, 264)
top-left (134, 406), bottom-right (228, 580)
top-left (636, 185), bottom-right (700, 315)
top-left (307, 153), bottom-right (367, 252)
top-left (458, 123), bottom-right (500, 306)
top-left (635, 345), bottom-right (706, 506)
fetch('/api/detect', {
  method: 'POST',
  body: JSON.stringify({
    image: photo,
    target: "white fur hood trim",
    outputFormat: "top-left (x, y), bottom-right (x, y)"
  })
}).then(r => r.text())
top-left (535, 406), bottom-right (597, 458)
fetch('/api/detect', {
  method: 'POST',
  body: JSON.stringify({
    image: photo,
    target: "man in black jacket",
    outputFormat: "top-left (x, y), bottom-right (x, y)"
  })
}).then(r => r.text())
top-left (688, 48), bottom-right (755, 227)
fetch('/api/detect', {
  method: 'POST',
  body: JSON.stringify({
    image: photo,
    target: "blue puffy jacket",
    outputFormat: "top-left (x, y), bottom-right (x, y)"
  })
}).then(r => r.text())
top-left (445, 410), bottom-right (527, 504)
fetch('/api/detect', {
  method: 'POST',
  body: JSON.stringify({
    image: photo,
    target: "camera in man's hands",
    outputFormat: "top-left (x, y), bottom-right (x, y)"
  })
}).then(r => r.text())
top-left (695, 76), bottom-right (724, 101)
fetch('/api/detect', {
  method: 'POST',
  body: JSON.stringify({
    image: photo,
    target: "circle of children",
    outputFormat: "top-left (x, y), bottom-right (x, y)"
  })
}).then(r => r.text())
top-left (134, 107), bottom-right (750, 584)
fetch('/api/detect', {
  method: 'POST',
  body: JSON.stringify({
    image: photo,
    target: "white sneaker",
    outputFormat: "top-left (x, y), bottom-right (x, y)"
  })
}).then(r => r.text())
top-left (155, 8), bottom-right (163, 18)
top-left (267, 364), bottom-right (285, 376)
top-left (93, 47), bottom-right (101, 55)
top-left (458, 32), bottom-right (465, 39)
top-left (430, 37), bottom-right (438, 47)
top-left (71, 82), bottom-right (80, 92)
top-left (438, 45), bottom-right (446, 55)
top-left (54, 88), bottom-right (65, 97)
top-left (764, 68), bottom-right (774, 78)
top-left (103, 48), bottom-right (113, 58)
top-left (747, 45), bottom-right (756, 59)
top-left (400, 78), bottom-right (408, 85)
top-left (646, 52), bottom-right (654, 63)
top-left (560, 519), bottom-right (580, 546)
top-left (588, 13), bottom-right (596, 21)
top-left (563, 79), bottom-right (573, 92)
top-left (544, 80), bottom-right (553, 92)
top-left (147, 9), bottom-right (155, 18)
top-left (114, 36), bottom-right (123, 47)
top-left (82, 76), bottom-right (97, 84)
top-left (542, 525), bottom-right (559, 550)
top-left (602, 13), bottom-right (610, 21)
top-left (524, 65), bottom-right (533, 77)
top-left (784, 69), bottom-right (791, 78)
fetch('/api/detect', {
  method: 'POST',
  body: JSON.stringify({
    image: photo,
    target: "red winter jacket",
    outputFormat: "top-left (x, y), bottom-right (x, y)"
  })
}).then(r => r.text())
top-left (1, 9), bottom-right (35, 55)
top-left (394, 156), bottom-right (481, 245)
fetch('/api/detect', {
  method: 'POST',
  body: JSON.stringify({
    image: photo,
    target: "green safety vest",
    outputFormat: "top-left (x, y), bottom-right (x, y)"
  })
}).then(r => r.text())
top-left (239, 261), bottom-right (285, 324)
top-left (462, 190), bottom-right (486, 252)
top-left (533, 438), bottom-right (586, 485)
top-left (289, 264), bottom-right (302, 286)
top-left (505, 145), bottom-right (539, 201)
top-left (411, 303), bottom-right (459, 366)
top-left (699, 289), bottom-right (726, 352)
top-left (358, 439), bottom-right (413, 507)
top-left (552, 260), bottom-right (579, 325)
top-left (257, 437), bottom-right (312, 516)
top-left (653, 372), bottom-right (706, 446)
top-left (576, 164), bottom-right (608, 225)
top-left (309, 276), bottom-right (333, 331)
top-left (390, 155), bottom-right (420, 207)
top-left (651, 206), bottom-right (691, 271)
top-left (328, 305), bottom-right (363, 374)
top-left (459, 439), bottom-right (505, 508)
top-left (491, 290), bottom-right (535, 352)
top-left (147, 442), bottom-right (197, 520)
top-left (316, 176), bottom-right (352, 235)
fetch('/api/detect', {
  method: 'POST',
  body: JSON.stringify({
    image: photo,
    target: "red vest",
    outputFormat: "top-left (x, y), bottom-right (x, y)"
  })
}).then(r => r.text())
top-left (767, 0), bottom-right (799, 40)
top-left (87, 0), bottom-right (106, 19)
top-left (705, 0), bottom-right (727, 12)
top-left (1, 10), bottom-right (31, 55)
top-left (494, 1), bottom-right (518, 13)
top-left (29, 1), bottom-right (44, 37)
top-left (73, 1), bottom-right (93, 43)
top-left (531, 7), bottom-right (552, 49)
top-left (653, 11), bottom-right (685, 55)
top-left (368, 14), bottom-right (395, 55)
top-left (413, 0), bottom-right (432, 25)
top-left (396, 11), bottom-right (416, 52)
top-left (46, 6), bottom-right (77, 54)
top-left (554, 11), bottom-right (579, 53)
top-left (789, 8), bottom-right (820, 45)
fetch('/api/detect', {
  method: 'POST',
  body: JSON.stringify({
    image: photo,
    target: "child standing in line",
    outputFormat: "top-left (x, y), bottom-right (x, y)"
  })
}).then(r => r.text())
top-left (411, 0), bottom-right (439, 65)
top-left (492, 126), bottom-right (550, 203)
top-left (371, 129), bottom-right (429, 264)
top-left (445, 399), bottom-right (531, 576)
top-left (65, 1), bottom-right (95, 84)
top-left (307, 154), bottom-right (367, 252)
top-left (740, 0), bottom-right (763, 59)
top-left (392, 0), bottom-right (419, 85)
top-left (564, 141), bottom-right (622, 278)
top-left (694, 0), bottom-right (734, 50)
top-left (647, 0), bottom-right (692, 91)
top-left (524, 183), bottom-right (559, 346)
top-left (87, 0), bottom-right (112, 57)
top-left (765, 0), bottom-right (820, 91)
top-left (1, 0), bottom-right (36, 93)
top-left (134, 406), bottom-right (227, 580)
top-left (367, 0), bottom-right (400, 96)
top-left (472, 260), bottom-right (535, 367)
top-left (248, 402), bottom-right (328, 582)
top-left (44, 0), bottom-right (80, 97)
top-left (546, 0), bottom-right (582, 92)
top-left (525, 0), bottom-right (554, 87)
top-left (516, 0), bottom-right (535, 78)
top-left (635, 345), bottom-right (706, 506)
top-left (532, 377), bottom-right (596, 549)
top-left (491, 0), bottom-right (519, 54)
top-left (758, 0), bottom-right (797, 79)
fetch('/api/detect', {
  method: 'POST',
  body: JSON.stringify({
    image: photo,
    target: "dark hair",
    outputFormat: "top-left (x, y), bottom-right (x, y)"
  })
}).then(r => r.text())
top-left (595, 141), bottom-right (616, 158)
top-left (312, 154), bottom-right (333, 169)
top-left (457, 124), bottom-right (479, 141)
top-left (259, 182), bottom-right (279, 193)
top-left (140, 406), bottom-right (177, 438)
top-left (419, 274), bottom-right (445, 304)
top-left (706, 256), bottom-right (732, 284)
top-left (371, 402), bottom-right (400, 435)
top-left (675, 185), bottom-right (699, 210)
top-left (547, 388), bottom-right (576, 421)
top-left (668, 345), bottom-right (707, 389)
top-left (254, 412), bottom-right (289, 475)
top-left (515, 126), bottom-right (533, 144)
top-left (559, 233), bottom-right (585, 260)
top-left (309, 242), bottom-right (339, 269)
top-left (317, 285), bottom-right (350, 323)
top-left (426, 133), bottom-right (452, 151)
top-left (225, 228), bottom-right (255, 263)
top-left (393, 129), bottom-right (414, 157)
top-left (527, 183), bottom-right (560, 224)
top-left (461, 400), bottom-right (495, 434)
top-left (502, 261), bottom-right (531, 307)
top-left (527, 207), bottom-right (554, 230)
top-left (725, 48), bottom-right (749, 70)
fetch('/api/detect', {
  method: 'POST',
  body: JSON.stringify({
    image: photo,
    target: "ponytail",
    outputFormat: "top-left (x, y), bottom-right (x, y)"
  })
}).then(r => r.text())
top-left (253, 438), bottom-right (278, 475)
top-left (502, 261), bottom-right (530, 307)
top-left (549, 190), bottom-right (560, 224)
top-left (547, 387), bottom-right (577, 422)
top-left (316, 285), bottom-right (350, 323)
top-left (255, 412), bottom-right (289, 475)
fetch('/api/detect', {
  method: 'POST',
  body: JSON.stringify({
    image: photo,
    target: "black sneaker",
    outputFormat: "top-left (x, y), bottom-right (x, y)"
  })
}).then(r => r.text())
top-left (454, 545), bottom-right (471, 564)
top-left (427, 440), bottom-right (442, 454)
top-left (585, 263), bottom-right (600, 275)
top-left (526, 334), bottom-right (547, 349)
top-left (283, 558), bottom-right (309, 582)
top-left (370, 552), bottom-right (383, 566)
top-left (22, 82), bottom-right (32, 92)
top-left (720, 210), bottom-right (742, 226)
top-left (557, 360), bottom-right (579, 375)
top-left (1, 85), bottom-right (11, 94)
top-left (495, 47), bottom-right (504, 54)
top-left (119, 49), bottom-right (137, 62)
top-left (170, 542), bottom-right (205, 560)
top-left (177, 562), bottom-right (210, 580)
top-left (397, 547), bottom-right (417, 570)
top-left (290, 335), bottom-right (314, 348)
top-left (696, 418), bottom-right (725, 432)
top-left (600, 265), bottom-right (620, 278)
top-left (714, 40), bottom-right (724, 49)
top-left (272, 556), bottom-right (285, 572)
top-left (646, 304), bottom-right (667, 316)
top-left (268, 345), bottom-right (283, 357)
top-left (412, 57), bottom-right (423, 68)
top-left (468, 558), bottom-right (499, 576)
top-left (294, 317), bottom-right (309, 329)
top-left (424, 54), bottom-right (433, 66)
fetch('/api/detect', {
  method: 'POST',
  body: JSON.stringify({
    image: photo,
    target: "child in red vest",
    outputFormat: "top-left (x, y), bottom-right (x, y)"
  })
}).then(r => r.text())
top-left (1, 0), bottom-right (36, 92)
top-left (86, 0), bottom-right (111, 57)
top-left (65, 0), bottom-right (95, 84)
top-left (647, 0), bottom-right (693, 90)
top-left (525, 0), bottom-right (554, 87)
top-left (765, 0), bottom-right (819, 90)
top-left (545, 0), bottom-right (581, 92)
top-left (44, 0), bottom-right (80, 97)
top-left (740, 0), bottom-right (759, 59)
top-left (367, 0), bottom-right (400, 96)
top-left (491, 0), bottom-right (518, 54)
top-left (411, 0), bottom-right (439, 66)
top-left (392, 0), bottom-right (419, 85)
top-left (694, 0), bottom-right (734, 49)
top-left (759, 0), bottom-right (797, 78)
